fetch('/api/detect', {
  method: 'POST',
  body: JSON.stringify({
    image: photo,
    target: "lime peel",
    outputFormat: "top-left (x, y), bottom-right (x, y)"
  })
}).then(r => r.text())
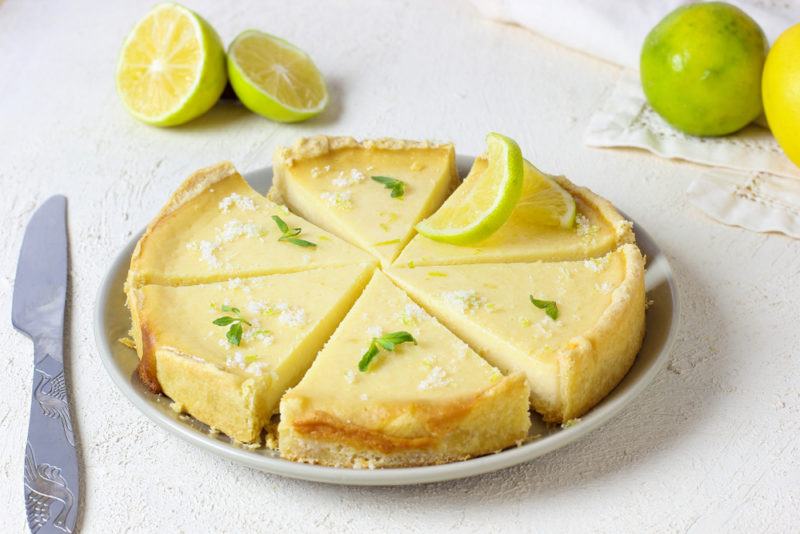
top-left (415, 132), bottom-right (524, 245)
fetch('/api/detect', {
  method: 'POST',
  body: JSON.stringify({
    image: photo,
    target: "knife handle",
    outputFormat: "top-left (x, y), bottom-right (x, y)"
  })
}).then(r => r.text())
top-left (24, 344), bottom-right (79, 534)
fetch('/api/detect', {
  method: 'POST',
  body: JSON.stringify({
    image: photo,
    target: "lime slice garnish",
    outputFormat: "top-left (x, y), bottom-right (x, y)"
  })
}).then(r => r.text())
top-left (415, 132), bottom-right (524, 245)
top-left (227, 30), bottom-right (328, 123)
top-left (115, 3), bottom-right (227, 127)
top-left (515, 160), bottom-right (577, 229)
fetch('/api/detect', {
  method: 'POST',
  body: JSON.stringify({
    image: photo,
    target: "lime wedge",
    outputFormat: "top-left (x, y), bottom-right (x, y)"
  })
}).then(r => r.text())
top-left (227, 30), bottom-right (328, 123)
top-left (515, 161), bottom-right (577, 229)
top-left (415, 132), bottom-right (524, 245)
top-left (116, 3), bottom-right (226, 127)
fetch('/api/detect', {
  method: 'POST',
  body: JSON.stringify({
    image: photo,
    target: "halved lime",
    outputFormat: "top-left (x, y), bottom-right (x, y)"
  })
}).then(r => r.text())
top-left (227, 30), bottom-right (328, 123)
top-left (415, 132), bottom-right (524, 245)
top-left (515, 161), bottom-right (577, 229)
top-left (116, 3), bottom-right (227, 127)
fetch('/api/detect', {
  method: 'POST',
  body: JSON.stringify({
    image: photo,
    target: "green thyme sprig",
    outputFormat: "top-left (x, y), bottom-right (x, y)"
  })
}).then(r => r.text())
top-left (272, 215), bottom-right (316, 248)
top-left (529, 296), bottom-right (559, 320)
top-left (371, 176), bottom-right (405, 198)
top-left (358, 331), bottom-right (416, 372)
top-left (212, 305), bottom-right (252, 345)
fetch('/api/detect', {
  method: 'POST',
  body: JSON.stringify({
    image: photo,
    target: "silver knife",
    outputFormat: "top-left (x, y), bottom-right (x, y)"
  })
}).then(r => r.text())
top-left (12, 196), bottom-right (79, 534)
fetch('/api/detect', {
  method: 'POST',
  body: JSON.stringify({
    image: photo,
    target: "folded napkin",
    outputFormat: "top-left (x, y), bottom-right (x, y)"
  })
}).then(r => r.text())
top-left (687, 170), bottom-right (800, 239)
top-left (471, 0), bottom-right (800, 238)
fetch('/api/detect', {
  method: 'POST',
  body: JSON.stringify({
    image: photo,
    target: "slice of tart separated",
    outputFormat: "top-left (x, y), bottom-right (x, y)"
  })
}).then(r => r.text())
top-left (278, 271), bottom-right (531, 467)
top-left (127, 263), bottom-right (374, 443)
top-left (270, 136), bottom-right (458, 266)
top-left (386, 244), bottom-right (645, 423)
top-left (126, 161), bottom-right (376, 289)
top-left (395, 155), bottom-right (635, 267)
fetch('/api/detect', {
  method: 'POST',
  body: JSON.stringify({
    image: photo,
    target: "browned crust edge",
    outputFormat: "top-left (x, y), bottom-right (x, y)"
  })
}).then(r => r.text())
top-left (137, 320), bottom-right (161, 394)
top-left (286, 374), bottom-right (524, 455)
top-left (127, 285), bottom-right (162, 393)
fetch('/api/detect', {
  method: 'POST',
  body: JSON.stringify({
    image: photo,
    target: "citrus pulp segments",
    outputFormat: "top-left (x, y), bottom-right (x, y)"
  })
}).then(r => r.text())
top-left (228, 30), bottom-right (328, 123)
top-left (116, 3), bottom-right (226, 126)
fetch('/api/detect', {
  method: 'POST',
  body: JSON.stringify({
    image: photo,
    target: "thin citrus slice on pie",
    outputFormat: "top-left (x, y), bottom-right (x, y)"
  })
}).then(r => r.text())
top-left (128, 263), bottom-right (374, 442)
top-left (227, 30), bottom-right (328, 123)
top-left (115, 3), bottom-right (227, 126)
top-left (516, 160), bottom-right (577, 229)
top-left (415, 132), bottom-right (523, 245)
top-left (125, 161), bottom-right (376, 289)
top-left (395, 156), bottom-right (634, 267)
top-left (386, 244), bottom-right (645, 422)
top-left (279, 271), bottom-right (531, 467)
top-left (270, 136), bottom-right (458, 266)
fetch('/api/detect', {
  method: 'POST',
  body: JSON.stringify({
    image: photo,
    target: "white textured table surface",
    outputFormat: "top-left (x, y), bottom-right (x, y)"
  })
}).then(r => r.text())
top-left (2, 1), bottom-right (799, 532)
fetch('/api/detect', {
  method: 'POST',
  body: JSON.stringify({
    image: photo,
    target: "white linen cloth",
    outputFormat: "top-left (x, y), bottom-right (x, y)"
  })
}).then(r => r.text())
top-left (471, 0), bottom-right (800, 238)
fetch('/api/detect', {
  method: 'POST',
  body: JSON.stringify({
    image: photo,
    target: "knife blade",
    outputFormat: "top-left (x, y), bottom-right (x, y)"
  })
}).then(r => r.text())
top-left (12, 196), bottom-right (79, 534)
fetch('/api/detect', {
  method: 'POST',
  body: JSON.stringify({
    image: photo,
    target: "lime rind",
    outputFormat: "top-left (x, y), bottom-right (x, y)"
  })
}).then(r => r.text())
top-left (415, 132), bottom-right (524, 245)
top-left (227, 29), bottom-right (328, 123)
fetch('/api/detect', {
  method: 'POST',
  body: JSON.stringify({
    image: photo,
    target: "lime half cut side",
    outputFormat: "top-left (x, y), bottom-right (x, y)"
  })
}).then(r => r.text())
top-left (415, 132), bottom-right (524, 245)
top-left (515, 161), bottom-right (577, 229)
top-left (115, 3), bottom-right (227, 127)
top-left (227, 30), bottom-right (328, 123)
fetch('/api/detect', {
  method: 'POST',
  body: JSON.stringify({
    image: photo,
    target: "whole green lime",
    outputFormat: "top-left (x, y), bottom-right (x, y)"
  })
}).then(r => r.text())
top-left (640, 2), bottom-right (768, 136)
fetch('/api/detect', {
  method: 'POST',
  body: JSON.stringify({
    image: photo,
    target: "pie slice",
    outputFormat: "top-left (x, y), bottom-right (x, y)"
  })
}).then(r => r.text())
top-left (126, 161), bottom-right (376, 289)
top-left (395, 155), bottom-right (635, 267)
top-left (278, 271), bottom-right (531, 467)
top-left (385, 244), bottom-right (646, 422)
top-left (270, 136), bottom-right (458, 266)
top-left (127, 263), bottom-right (375, 442)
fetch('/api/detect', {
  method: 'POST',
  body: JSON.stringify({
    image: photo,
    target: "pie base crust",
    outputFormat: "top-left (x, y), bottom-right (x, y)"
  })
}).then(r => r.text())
top-left (279, 373), bottom-right (530, 468)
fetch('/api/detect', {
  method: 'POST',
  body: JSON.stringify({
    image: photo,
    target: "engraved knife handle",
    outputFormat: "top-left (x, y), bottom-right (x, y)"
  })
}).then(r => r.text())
top-left (24, 343), bottom-right (79, 534)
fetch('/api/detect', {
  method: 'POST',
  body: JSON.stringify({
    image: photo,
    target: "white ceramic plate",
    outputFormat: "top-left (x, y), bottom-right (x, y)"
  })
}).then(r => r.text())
top-left (94, 156), bottom-right (679, 486)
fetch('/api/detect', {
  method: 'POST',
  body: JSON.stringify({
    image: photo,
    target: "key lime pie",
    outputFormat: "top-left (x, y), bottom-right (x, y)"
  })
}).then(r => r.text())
top-left (128, 264), bottom-right (373, 441)
top-left (270, 136), bottom-right (458, 266)
top-left (126, 161), bottom-right (375, 289)
top-left (385, 245), bottom-right (645, 422)
top-left (279, 272), bottom-right (531, 467)
top-left (123, 133), bottom-right (647, 467)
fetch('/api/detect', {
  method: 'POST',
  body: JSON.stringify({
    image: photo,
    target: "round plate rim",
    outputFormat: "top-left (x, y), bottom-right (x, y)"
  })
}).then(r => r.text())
top-left (94, 157), bottom-right (680, 486)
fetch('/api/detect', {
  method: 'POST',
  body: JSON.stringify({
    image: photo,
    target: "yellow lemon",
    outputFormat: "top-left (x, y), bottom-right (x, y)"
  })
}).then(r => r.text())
top-left (763, 23), bottom-right (800, 168)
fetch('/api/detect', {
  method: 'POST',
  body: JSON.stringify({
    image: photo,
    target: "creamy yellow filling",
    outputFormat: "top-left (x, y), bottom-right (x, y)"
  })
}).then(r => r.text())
top-left (128, 165), bottom-right (375, 287)
top-left (283, 271), bottom-right (509, 428)
top-left (273, 137), bottom-right (457, 266)
top-left (386, 247), bottom-right (631, 412)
